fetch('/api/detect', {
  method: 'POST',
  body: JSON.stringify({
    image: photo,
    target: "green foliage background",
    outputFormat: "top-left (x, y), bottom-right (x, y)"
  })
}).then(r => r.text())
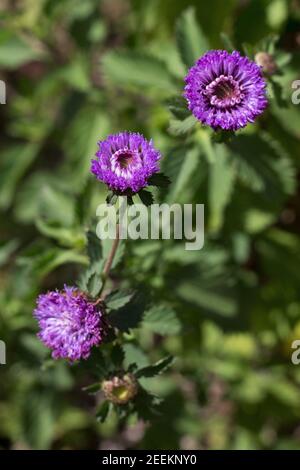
top-left (1, 0), bottom-right (300, 450)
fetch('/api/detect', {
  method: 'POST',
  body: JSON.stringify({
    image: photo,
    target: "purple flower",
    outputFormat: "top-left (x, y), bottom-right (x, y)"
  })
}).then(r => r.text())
top-left (34, 286), bottom-right (103, 361)
top-left (184, 50), bottom-right (268, 131)
top-left (91, 132), bottom-right (161, 194)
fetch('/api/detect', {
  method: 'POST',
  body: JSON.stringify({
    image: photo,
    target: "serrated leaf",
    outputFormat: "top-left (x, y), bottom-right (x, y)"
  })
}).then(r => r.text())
top-left (109, 294), bottom-right (149, 332)
top-left (86, 230), bottom-right (102, 265)
top-left (142, 305), bottom-right (181, 335)
top-left (167, 96), bottom-right (190, 120)
top-left (147, 172), bottom-right (171, 188)
top-left (138, 189), bottom-right (154, 206)
top-left (86, 271), bottom-right (103, 297)
top-left (106, 290), bottom-right (134, 311)
top-left (169, 115), bottom-right (197, 136)
top-left (175, 7), bottom-right (209, 68)
top-left (136, 356), bottom-right (174, 379)
top-left (123, 343), bottom-right (149, 370)
top-left (78, 231), bottom-right (103, 295)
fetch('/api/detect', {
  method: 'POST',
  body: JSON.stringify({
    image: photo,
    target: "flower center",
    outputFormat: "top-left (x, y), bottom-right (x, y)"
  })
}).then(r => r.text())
top-left (115, 149), bottom-right (134, 169)
top-left (111, 147), bottom-right (141, 179)
top-left (203, 75), bottom-right (244, 109)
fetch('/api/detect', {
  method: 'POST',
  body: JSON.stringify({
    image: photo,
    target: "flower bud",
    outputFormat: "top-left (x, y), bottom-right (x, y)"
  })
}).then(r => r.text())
top-left (255, 52), bottom-right (277, 75)
top-left (102, 373), bottom-right (138, 405)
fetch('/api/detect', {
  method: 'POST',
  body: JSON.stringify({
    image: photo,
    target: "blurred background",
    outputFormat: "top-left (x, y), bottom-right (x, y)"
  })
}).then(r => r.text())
top-left (1, 0), bottom-right (300, 450)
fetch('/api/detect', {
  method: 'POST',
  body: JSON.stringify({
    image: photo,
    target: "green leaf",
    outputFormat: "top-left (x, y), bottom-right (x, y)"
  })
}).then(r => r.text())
top-left (106, 290), bottom-right (134, 311)
top-left (209, 145), bottom-right (236, 232)
top-left (15, 172), bottom-right (75, 225)
top-left (169, 115), bottom-right (197, 136)
top-left (165, 146), bottom-right (201, 203)
top-left (134, 387), bottom-right (163, 420)
top-left (123, 343), bottom-right (149, 370)
top-left (83, 382), bottom-right (101, 394)
top-left (220, 32), bottom-right (235, 52)
top-left (0, 35), bottom-right (44, 69)
top-left (106, 191), bottom-right (118, 206)
top-left (86, 271), bottom-right (103, 298)
top-left (109, 294), bottom-right (149, 332)
top-left (142, 305), bottom-right (181, 335)
top-left (212, 130), bottom-right (236, 144)
top-left (36, 220), bottom-right (85, 248)
top-left (17, 246), bottom-right (88, 281)
top-left (63, 106), bottom-right (110, 189)
top-left (86, 230), bottom-right (102, 266)
top-left (0, 239), bottom-right (19, 267)
top-left (101, 50), bottom-right (178, 93)
top-left (229, 134), bottom-right (296, 198)
top-left (0, 144), bottom-right (40, 209)
top-left (175, 7), bottom-right (209, 68)
top-left (167, 96), bottom-right (190, 120)
top-left (136, 356), bottom-right (174, 379)
top-left (78, 231), bottom-right (103, 295)
top-left (244, 209), bottom-right (277, 234)
top-left (59, 55), bottom-right (91, 92)
top-left (177, 282), bottom-right (237, 317)
top-left (75, 181), bottom-right (94, 225)
top-left (19, 389), bottom-right (56, 449)
top-left (138, 189), bottom-right (154, 206)
top-left (96, 401), bottom-right (111, 423)
top-left (268, 78), bottom-right (288, 108)
top-left (111, 344), bottom-right (125, 368)
top-left (147, 172), bottom-right (171, 189)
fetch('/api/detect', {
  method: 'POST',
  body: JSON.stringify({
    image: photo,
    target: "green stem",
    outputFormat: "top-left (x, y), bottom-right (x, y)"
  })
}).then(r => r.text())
top-left (99, 223), bottom-right (120, 298)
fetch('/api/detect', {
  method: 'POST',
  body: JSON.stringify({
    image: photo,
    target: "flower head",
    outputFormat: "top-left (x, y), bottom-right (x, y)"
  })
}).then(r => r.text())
top-left (34, 286), bottom-right (103, 361)
top-left (184, 50), bottom-right (268, 131)
top-left (102, 373), bottom-right (138, 405)
top-left (91, 132), bottom-right (161, 194)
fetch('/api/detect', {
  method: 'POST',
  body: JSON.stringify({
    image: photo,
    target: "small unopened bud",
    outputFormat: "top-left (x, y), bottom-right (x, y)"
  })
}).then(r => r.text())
top-left (102, 373), bottom-right (138, 405)
top-left (255, 52), bottom-right (277, 75)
